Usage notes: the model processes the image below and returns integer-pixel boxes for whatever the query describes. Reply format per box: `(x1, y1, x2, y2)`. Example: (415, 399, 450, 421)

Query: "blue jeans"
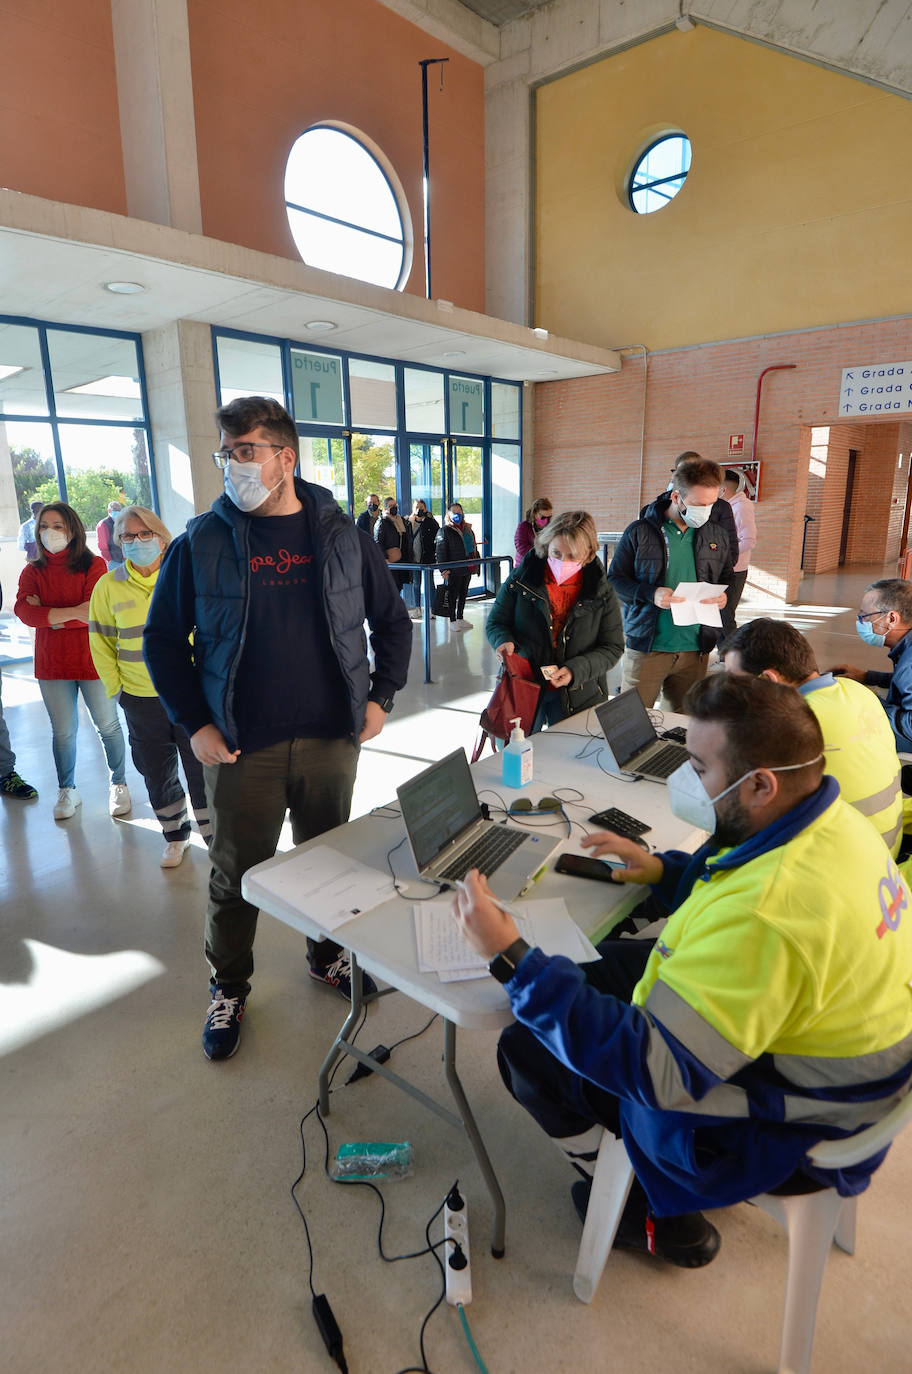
(0, 665, 15, 777)
(38, 678, 126, 788)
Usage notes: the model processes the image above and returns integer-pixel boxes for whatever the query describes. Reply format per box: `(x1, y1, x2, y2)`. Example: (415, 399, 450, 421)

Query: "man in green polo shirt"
(608, 457, 733, 711)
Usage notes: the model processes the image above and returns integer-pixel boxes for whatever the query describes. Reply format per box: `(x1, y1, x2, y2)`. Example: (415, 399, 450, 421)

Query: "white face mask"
(679, 501, 713, 529)
(667, 755, 824, 834)
(224, 457, 284, 513)
(40, 528, 69, 554)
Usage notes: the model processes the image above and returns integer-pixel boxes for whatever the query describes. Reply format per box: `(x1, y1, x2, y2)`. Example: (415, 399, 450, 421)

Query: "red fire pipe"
(752, 364, 796, 463)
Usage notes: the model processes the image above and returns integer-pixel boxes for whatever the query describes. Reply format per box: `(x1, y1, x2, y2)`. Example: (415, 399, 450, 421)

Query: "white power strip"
(443, 1197, 472, 1306)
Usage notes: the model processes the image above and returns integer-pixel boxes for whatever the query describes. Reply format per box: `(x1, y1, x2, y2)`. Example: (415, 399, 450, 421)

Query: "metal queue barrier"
(393, 554, 514, 684)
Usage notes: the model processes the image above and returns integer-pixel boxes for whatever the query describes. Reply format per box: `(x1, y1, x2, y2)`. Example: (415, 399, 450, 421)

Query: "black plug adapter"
(313, 1293, 348, 1373)
(446, 1182, 465, 1211)
(346, 1044, 391, 1085)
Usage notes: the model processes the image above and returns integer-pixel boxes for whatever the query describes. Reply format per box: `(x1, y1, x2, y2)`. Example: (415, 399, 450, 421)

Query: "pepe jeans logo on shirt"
(876, 859, 908, 940)
(249, 548, 313, 586)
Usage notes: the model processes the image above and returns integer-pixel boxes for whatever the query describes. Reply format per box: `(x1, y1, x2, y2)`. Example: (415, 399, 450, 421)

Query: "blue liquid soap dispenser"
(503, 717, 533, 788)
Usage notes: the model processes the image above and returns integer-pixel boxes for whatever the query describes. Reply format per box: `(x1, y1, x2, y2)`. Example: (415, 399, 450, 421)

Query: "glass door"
(453, 443, 485, 594)
(408, 441, 445, 526)
(298, 433, 349, 512)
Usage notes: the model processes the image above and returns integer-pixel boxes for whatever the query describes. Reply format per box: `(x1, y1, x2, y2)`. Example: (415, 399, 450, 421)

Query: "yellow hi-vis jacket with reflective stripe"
(88, 561, 159, 698)
(799, 673, 903, 856)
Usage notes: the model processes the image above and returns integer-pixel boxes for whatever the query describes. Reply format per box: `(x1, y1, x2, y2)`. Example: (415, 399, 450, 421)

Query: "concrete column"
(142, 321, 219, 534)
(111, 0, 203, 232)
(0, 426, 19, 538)
(485, 45, 532, 327)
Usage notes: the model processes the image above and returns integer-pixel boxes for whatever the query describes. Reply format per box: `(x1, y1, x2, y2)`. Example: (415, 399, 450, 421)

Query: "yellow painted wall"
(535, 26, 912, 350)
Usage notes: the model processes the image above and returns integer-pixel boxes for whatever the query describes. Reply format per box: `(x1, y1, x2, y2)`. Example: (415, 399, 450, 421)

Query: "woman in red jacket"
(15, 502, 129, 821)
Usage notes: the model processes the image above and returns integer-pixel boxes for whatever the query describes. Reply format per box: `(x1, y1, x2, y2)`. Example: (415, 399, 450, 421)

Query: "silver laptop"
(396, 749, 561, 900)
(595, 690, 690, 781)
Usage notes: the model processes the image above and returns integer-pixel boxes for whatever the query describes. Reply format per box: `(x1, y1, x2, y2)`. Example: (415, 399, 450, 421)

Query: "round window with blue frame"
(628, 134, 692, 214)
(284, 125, 410, 289)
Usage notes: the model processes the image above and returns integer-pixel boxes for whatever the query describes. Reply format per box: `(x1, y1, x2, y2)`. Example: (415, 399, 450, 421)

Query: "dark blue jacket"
(608, 495, 733, 653)
(143, 480, 411, 750)
(865, 630, 912, 751)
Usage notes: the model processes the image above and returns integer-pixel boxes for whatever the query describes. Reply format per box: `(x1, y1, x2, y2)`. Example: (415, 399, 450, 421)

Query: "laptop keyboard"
(439, 825, 528, 881)
(641, 744, 688, 778)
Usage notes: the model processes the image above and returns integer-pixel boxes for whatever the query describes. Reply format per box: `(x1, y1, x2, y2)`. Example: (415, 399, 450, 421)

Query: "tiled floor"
(2, 569, 910, 1373)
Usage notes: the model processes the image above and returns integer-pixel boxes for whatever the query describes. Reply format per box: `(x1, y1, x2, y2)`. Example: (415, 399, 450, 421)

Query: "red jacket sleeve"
(14, 563, 50, 628)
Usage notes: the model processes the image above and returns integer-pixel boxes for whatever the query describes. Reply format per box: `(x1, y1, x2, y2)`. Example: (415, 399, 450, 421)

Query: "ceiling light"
(304, 319, 337, 332)
(65, 375, 142, 399)
(441, 350, 466, 358)
(535, 370, 559, 377)
(103, 281, 146, 295)
(0, 364, 26, 382)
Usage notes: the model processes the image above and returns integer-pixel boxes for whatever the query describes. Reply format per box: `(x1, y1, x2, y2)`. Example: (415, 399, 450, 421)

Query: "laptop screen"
(397, 749, 481, 871)
(595, 691, 657, 768)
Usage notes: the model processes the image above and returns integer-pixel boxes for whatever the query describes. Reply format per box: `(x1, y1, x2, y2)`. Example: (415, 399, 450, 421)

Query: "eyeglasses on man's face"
(857, 608, 888, 625)
(211, 442, 284, 468)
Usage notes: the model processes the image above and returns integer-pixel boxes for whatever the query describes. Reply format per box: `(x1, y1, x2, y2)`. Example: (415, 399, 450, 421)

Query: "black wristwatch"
(368, 694, 395, 714)
(488, 937, 530, 985)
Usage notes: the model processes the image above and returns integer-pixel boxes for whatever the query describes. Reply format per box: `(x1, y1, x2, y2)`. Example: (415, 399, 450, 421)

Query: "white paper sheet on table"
(251, 844, 396, 931)
(669, 581, 726, 628)
(414, 898, 599, 982)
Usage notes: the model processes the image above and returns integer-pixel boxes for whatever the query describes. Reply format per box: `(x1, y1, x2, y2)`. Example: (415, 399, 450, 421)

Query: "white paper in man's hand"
(669, 582, 726, 628)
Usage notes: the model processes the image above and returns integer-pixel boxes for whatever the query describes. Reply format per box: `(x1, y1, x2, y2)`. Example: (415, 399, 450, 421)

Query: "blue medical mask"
(122, 537, 162, 566)
(856, 614, 887, 648)
(450, 511, 463, 524)
(225, 457, 284, 512)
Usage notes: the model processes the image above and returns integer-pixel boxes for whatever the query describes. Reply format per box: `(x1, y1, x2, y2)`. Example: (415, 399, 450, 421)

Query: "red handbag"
(472, 652, 542, 761)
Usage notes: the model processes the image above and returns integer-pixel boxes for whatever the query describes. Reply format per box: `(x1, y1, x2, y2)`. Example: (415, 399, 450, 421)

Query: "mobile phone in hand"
(555, 854, 624, 882)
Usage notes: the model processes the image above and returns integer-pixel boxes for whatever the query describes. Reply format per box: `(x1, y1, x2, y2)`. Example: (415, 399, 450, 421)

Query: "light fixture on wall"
(303, 319, 337, 332)
(103, 281, 147, 295)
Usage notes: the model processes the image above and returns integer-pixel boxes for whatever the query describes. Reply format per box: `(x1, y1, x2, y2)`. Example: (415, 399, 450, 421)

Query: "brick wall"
(533, 317, 912, 601)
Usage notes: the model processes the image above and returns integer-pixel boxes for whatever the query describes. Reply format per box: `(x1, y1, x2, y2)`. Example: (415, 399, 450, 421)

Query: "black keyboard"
(588, 806, 651, 838)
(439, 825, 527, 881)
(640, 744, 687, 778)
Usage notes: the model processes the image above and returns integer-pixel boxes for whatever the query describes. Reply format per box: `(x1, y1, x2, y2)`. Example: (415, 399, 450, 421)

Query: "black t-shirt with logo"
(232, 508, 350, 753)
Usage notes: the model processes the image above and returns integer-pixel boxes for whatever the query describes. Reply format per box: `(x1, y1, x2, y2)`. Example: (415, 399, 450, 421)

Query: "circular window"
(628, 134, 692, 214)
(284, 126, 410, 289)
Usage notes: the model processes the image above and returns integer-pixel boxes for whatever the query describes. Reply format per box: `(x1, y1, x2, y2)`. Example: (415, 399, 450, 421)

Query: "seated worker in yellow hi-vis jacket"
(452, 675, 912, 1269)
(722, 616, 903, 857)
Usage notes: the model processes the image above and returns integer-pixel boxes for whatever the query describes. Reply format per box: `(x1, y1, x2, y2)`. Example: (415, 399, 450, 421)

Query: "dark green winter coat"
(486, 552, 624, 719)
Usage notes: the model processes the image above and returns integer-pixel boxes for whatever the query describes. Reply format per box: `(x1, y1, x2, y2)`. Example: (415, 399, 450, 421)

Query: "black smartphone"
(554, 854, 624, 882)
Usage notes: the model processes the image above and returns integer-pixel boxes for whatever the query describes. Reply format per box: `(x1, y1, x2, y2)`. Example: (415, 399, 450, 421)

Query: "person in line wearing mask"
(487, 510, 624, 730)
(832, 578, 912, 755)
(719, 468, 757, 636)
(642, 451, 738, 568)
(88, 507, 211, 869)
(721, 616, 903, 856)
(144, 398, 411, 1061)
(356, 493, 381, 537)
(609, 457, 732, 711)
(96, 499, 126, 570)
(452, 674, 912, 1268)
(14, 502, 130, 821)
(405, 497, 440, 621)
(374, 495, 411, 602)
(435, 501, 479, 631)
(514, 497, 552, 563)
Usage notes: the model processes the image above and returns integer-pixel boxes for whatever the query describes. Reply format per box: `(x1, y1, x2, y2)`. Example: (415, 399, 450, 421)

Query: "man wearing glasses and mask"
(145, 397, 411, 1061)
(832, 578, 912, 753)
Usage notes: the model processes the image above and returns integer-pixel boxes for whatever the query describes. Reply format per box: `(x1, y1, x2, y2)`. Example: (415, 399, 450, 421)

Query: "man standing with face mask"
(609, 457, 732, 711)
(832, 578, 912, 755)
(144, 397, 412, 1060)
(452, 674, 912, 1266)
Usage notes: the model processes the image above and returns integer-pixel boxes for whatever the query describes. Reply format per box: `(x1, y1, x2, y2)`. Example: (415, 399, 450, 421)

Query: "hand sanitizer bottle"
(503, 717, 533, 788)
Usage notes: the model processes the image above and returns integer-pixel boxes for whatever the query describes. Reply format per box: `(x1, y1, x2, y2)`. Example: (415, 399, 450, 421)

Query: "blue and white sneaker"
(308, 953, 377, 1001)
(202, 986, 247, 1060)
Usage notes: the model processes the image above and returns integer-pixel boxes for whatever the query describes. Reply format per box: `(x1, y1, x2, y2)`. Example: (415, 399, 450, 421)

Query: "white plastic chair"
(573, 1087, 912, 1374)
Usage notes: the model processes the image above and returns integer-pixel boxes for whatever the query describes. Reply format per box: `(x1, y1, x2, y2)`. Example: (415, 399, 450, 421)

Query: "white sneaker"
(161, 838, 190, 869)
(449, 621, 466, 631)
(109, 783, 132, 817)
(409, 609, 423, 620)
(457, 619, 473, 630)
(53, 787, 81, 820)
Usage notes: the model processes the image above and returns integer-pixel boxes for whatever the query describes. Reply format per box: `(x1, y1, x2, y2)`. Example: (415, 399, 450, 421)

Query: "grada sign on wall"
(839, 363, 912, 416)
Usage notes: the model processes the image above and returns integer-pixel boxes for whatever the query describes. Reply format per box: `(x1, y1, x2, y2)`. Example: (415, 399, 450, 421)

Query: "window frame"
(627, 133, 692, 215)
